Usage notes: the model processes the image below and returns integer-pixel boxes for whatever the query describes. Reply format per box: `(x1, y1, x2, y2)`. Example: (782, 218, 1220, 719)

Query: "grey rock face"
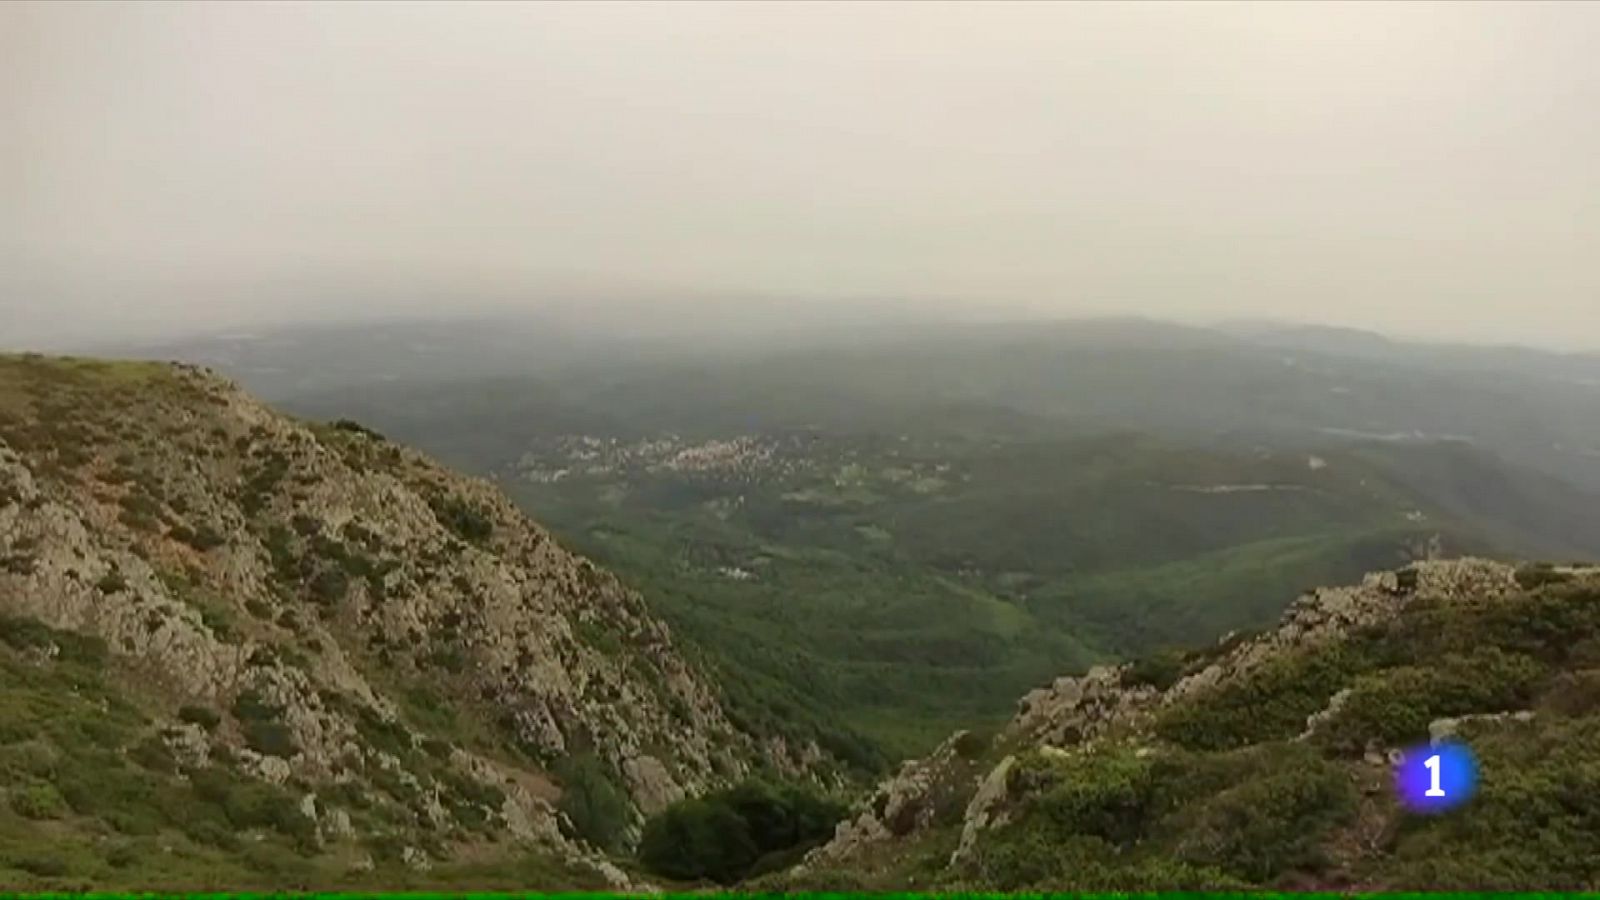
(0, 357, 812, 881)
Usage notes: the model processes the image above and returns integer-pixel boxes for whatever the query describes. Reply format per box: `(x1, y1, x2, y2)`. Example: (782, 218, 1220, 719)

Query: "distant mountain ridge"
(142, 316, 1595, 500)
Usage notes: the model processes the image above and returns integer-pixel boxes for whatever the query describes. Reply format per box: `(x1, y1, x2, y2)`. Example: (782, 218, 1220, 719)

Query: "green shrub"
(967, 827, 1246, 890)
(262, 525, 299, 584)
(0, 615, 107, 666)
(118, 491, 163, 528)
(1375, 713, 1600, 888)
(231, 689, 282, 723)
(638, 796, 757, 883)
(182, 523, 227, 551)
(1155, 644, 1363, 751)
(723, 780, 845, 854)
(555, 753, 632, 853)
(951, 729, 989, 760)
(96, 570, 129, 594)
(243, 720, 298, 758)
(964, 738, 1357, 889)
(240, 452, 290, 517)
(1541, 669, 1600, 717)
(1378, 586, 1600, 667)
(1515, 563, 1575, 590)
(229, 689, 298, 757)
(1317, 648, 1544, 753)
(352, 706, 412, 757)
(966, 829, 1111, 890)
(307, 567, 349, 604)
(128, 734, 178, 773)
(637, 779, 845, 884)
(188, 766, 316, 850)
(423, 644, 467, 673)
(1024, 748, 1155, 845)
(573, 618, 624, 657)
(178, 704, 222, 731)
(11, 852, 71, 877)
(1122, 647, 1190, 691)
(1394, 566, 1420, 592)
(428, 494, 494, 543)
(332, 418, 386, 441)
(197, 601, 237, 642)
(1173, 755, 1356, 883)
(11, 782, 66, 819)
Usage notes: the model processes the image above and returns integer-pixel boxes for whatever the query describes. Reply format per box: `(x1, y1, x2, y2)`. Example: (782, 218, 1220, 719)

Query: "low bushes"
(1154, 644, 1363, 751)
(1316, 647, 1544, 753)
(555, 753, 633, 854)
(428, 494, 494, 544)
(638, 779, 846, 884)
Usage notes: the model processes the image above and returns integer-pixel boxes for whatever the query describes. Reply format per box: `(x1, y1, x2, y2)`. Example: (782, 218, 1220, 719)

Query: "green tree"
(638, 797, 757, 884)
(637, 779, 846, 884)
(555, 753, 632, 853)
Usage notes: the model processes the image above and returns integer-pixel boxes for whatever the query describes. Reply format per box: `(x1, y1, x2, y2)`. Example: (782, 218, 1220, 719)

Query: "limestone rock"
(951, 755, 1014, 866)
(0, 355, 820, 881)
(623, 754, 685, 816)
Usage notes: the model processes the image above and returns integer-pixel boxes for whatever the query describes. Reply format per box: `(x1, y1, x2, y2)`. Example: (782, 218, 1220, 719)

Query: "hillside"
(778, 559, 1600, 890)
(0, 354, 818, 889)
(63, 318, 1600, 881)
(256, 320, 1600, 759)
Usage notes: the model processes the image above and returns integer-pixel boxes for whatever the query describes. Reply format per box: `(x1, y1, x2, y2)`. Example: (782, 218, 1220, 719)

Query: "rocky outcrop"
(805, 557, 1534, 870)
(951, 754, 1014, 865)
(0, 354, 807, 884)
(799, 730, 984, 871)
(1012, 664, 1160, 748)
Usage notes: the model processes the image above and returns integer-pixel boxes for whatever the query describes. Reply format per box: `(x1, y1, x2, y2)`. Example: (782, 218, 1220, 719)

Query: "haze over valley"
(8, 0, 1600, 890)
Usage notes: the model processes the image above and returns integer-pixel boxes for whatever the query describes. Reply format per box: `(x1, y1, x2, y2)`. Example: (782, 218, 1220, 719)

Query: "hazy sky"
(5, 1, 1599, 348)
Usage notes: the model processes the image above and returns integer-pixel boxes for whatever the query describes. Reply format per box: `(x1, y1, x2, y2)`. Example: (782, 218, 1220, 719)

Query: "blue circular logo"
(1394, 740, 1478, 813)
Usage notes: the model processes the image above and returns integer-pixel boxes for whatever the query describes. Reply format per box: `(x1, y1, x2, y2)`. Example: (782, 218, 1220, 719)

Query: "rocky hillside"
(0, 354, 814, 889)
(782, 559, 1600, 891)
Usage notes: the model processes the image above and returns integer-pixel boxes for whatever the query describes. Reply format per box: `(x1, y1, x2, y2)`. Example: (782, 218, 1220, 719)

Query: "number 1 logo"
(1424, 753, 1446, 797)
(1397, 742, 1476, 812)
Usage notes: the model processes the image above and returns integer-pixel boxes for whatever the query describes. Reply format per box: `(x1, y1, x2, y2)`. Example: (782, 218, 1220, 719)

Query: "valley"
(498, 428, 1444, 758)
(12, 0, 1600, 887)
(250, 319, 1600, 763)
(4, 341, 1600, 889)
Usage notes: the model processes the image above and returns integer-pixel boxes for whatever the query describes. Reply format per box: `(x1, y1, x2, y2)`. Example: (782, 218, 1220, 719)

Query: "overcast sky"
(4, 1, 1599, 349)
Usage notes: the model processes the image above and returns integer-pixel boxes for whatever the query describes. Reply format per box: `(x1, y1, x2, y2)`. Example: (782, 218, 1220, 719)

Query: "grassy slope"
(0, 616, 602, 891)
(1045, 527, 1438, 654)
